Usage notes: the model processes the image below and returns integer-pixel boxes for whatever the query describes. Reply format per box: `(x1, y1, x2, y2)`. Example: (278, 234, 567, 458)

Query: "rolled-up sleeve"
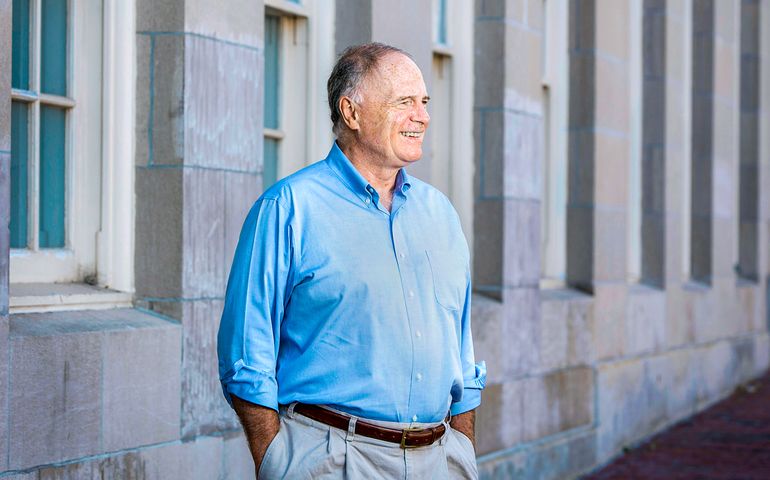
(217, 197, 295, 411)
(450, 275, 487, 416)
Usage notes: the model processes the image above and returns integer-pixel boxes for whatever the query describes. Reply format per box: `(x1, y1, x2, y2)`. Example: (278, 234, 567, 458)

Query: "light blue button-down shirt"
(218, 142, 486, 423)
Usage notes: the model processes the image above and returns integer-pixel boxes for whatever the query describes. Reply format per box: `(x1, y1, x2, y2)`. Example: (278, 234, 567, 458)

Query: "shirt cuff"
(450, 361, 487, 415)
(220, 360, 279, 411)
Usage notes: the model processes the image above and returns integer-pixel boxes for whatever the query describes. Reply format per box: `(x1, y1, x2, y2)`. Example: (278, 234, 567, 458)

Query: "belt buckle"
(400, 426, 423, 449)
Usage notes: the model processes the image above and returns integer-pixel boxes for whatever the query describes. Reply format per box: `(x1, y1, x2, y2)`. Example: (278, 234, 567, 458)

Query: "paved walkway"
(584, 370, 770, 479)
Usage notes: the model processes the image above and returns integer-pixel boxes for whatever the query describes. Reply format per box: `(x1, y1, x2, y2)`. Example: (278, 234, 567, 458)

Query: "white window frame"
(429, 0, 474, 256)
(264, 0, 335, 182)
(11, 0, 135, 299)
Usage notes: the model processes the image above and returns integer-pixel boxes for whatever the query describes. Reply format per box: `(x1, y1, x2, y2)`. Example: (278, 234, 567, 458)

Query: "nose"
(412, 102, 430, 126)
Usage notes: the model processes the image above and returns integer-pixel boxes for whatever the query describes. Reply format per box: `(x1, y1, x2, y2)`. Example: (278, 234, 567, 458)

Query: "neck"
(337, 140, 400, 195)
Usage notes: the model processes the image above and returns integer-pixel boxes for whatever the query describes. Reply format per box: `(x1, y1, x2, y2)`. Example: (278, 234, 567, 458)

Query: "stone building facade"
(0, 0, 768, 479)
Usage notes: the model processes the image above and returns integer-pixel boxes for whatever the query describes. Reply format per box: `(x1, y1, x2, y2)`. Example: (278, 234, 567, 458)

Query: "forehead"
(364, 53, 426, 98)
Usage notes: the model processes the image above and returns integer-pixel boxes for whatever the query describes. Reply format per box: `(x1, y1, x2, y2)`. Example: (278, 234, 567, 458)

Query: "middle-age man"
(218, 42, 486, 479)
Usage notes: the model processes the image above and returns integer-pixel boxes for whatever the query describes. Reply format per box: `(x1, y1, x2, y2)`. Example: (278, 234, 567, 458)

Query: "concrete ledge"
(8, 309, 181, 470)
(0, 432, 254, 480)
(478, 428, 597, 480)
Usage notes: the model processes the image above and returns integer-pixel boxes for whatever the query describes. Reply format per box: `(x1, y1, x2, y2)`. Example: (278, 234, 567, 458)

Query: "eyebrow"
(394, 95, 431, 102)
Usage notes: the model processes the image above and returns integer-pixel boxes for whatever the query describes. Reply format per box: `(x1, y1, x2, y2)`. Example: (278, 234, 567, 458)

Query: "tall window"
(263, 13, 281, 188)
(11, 0, 103, 284)
(429, 0, 474, 248)
(12, 0, 70, 250)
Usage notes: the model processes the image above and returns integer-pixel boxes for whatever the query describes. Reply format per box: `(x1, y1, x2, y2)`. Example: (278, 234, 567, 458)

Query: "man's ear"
(339, 96, 360, 131)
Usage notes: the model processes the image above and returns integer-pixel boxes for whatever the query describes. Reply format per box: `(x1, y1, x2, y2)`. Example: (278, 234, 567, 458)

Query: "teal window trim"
(10, 102, 29, 249)
(12, 0, 31, 90)
(263, 13, 282, 190)
(11, 0, 71, 251)
(436, 0, 448, 46)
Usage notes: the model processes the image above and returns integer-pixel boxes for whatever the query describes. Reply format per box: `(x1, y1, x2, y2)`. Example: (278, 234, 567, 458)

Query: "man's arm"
(231, 395, 281, 470)
(450, 409, 476, 448)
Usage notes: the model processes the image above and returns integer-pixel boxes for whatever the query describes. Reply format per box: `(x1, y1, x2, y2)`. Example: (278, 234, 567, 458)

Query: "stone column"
(134, 0, 263, 438)
(473, 0, 543, 369)
(568, 0, 631, 359)
(0, 0, 10, 470)
(712, 0, 739, 284)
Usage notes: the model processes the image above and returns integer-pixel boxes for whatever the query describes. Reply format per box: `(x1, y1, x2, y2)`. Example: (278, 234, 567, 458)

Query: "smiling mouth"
(400, 131, 423, 138)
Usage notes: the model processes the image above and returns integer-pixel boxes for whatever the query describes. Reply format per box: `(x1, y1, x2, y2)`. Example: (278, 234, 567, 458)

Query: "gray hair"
(327, 43, 411, 135)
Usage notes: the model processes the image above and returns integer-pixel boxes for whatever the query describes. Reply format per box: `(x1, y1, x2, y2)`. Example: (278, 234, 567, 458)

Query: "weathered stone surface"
(503, 287, 541, 376)
(539, 289, 593, 371)
(594, 132, 629, 207)
(136, 0, 183, 33)
(135, 167, 184, 299)
(0, 314, 7, 472)
(471, 294, 505, 384)
(148, 35, 186, 167)
(9, 317, 103, 468)
(182, 168, 227, 298)
(184, 0, 262, 48)
(520, 367, 594, 443)
(595, 0, 629, 60)
(103, 315, 181, 451)
(184, 35, 262, 172)
(180, 299, 239, 438)
(0, 0, 10, 152)
(504, 26, 543, 99)
(504, 113, 542, 200)
(473, 20, 505, 108)
(478, 429, 597, 480)
(473, 198, 504, 296)
(503, 200, 540, 288)
(592, 283, 628, 360)
(223, 171, 260, 266)
(625, 285, 666, 356)
(222, 431, 257, 479)
(7, 310, 183, 469)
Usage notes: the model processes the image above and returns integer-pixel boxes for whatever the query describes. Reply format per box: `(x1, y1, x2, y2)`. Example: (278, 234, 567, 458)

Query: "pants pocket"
(446, 427, 478, 479)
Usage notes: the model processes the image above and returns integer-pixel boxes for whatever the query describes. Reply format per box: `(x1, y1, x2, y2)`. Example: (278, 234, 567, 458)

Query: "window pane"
(10, 101, 29, 248)
(39, 105, 66, 248)
(41, 0, 67, 96)
(12, 0, 30, 90)
(436, 0, 447, 45)
(263, 137, 278, 189)
(264, 14, 281, 130)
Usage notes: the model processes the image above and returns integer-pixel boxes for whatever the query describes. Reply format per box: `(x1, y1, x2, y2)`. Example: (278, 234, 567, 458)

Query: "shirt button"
(415, 330, 422, 338)
(412, 415, 418, 422)
(399, 252, 405, 259)
(416, 373, 423, 382)
(408, 290, 415, 298)
(365, 197, 370, 204)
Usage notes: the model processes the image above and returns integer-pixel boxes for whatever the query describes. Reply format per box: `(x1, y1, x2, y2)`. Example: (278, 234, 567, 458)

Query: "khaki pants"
(258, 405, 478, 479)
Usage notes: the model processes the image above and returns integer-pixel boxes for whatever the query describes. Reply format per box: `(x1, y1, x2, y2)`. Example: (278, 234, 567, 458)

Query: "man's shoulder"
(407, 176, 457, 215)
(259, 159, 331, 206)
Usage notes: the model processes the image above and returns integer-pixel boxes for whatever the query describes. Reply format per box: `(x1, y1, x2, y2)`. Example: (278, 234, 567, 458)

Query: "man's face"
(354, 53, 430, 168)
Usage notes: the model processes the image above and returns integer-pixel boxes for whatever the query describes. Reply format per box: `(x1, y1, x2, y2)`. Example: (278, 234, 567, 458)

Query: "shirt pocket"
(425, 249, 467, 312)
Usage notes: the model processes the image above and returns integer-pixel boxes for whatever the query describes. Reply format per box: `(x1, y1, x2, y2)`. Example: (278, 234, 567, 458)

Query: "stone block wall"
(473, 1, 770, 479)
(1, 0, 769, 478)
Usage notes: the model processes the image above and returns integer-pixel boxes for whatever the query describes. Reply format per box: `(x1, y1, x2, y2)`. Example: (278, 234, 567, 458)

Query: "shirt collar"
(325, 142, 412, 205)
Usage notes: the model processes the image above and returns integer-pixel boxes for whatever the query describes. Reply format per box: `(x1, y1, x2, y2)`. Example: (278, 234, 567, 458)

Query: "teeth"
(401, 132, 422, 137)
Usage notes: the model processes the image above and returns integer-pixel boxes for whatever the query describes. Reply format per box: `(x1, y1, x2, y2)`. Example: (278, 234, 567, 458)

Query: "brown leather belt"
(292, 403, 446, 449)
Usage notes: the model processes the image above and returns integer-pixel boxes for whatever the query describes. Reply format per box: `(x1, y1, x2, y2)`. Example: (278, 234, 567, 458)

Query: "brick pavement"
(584, 370, 770, 479)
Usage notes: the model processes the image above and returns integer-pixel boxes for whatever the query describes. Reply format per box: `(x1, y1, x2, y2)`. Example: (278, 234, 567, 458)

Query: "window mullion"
(29, 0, 42, 251)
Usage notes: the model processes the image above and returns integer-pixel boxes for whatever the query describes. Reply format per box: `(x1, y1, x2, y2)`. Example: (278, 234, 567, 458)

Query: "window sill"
(10, 283, 133, 314)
